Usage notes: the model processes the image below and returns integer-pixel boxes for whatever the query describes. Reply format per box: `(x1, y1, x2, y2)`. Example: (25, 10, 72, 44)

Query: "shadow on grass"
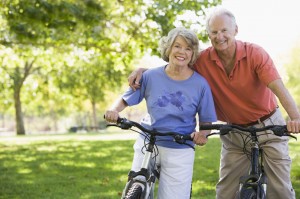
(0, 135, 299, 199)
(0, 139, 134, 199)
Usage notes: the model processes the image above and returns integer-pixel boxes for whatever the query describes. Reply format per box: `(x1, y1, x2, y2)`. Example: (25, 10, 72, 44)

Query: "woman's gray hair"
(206, 7, 237, 33)
(159, 27, 199, 68)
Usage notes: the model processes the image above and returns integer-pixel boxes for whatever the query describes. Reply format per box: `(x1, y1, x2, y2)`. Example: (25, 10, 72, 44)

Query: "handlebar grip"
(104, 115, 123, 123)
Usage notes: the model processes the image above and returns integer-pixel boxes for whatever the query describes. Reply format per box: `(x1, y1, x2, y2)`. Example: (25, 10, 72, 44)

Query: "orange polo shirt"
(194, 40, 280, 124)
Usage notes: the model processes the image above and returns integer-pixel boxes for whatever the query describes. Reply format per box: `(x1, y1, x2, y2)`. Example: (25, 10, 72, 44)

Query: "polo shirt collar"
(209, 40, 246, 62)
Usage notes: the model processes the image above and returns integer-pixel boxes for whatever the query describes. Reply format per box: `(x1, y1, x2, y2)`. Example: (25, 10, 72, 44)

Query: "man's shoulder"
(199, 46, 213, 55)
(197, 47, 212, 63)
(238, 40, 263, 51)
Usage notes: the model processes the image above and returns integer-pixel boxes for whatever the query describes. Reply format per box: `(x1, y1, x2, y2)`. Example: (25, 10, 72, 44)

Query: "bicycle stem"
(141, 135, 155, 169)
(249, 131, 259, 175)
(250, 142, 259, 175)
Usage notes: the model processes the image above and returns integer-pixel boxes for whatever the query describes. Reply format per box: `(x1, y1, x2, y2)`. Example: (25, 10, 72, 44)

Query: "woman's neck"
(165, 64, 193, 80)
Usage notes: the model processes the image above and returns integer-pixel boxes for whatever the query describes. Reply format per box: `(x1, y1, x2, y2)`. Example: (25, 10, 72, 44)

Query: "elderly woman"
(105, 27, 217, 198)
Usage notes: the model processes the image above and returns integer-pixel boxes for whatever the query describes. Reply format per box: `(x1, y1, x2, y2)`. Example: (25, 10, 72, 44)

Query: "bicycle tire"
(239, 186, 266, 199)
(124, 183, 144, 199)
(239, 187, 257, 199)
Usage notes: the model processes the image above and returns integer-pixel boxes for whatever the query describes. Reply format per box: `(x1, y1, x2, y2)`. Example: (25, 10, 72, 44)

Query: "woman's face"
(168, 36, 193, 67)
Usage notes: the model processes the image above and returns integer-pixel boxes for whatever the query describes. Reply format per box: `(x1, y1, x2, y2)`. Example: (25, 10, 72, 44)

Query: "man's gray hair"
(206, 7, 237, 33)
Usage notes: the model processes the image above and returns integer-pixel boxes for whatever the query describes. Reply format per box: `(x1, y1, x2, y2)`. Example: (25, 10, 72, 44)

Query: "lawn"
(0, 132, 299, 199)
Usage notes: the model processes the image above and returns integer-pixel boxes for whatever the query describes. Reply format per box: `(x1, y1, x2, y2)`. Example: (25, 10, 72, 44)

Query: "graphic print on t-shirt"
(154, 90, 185, 111)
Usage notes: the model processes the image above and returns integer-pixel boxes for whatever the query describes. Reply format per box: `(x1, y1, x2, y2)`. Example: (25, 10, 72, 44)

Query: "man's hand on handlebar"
(287, 118, 300, 133)
(128, 68, 147, 91)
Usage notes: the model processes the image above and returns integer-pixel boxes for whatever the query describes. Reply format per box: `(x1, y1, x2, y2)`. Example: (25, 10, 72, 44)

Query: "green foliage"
(3, 0, 106, 44)
(0, 0, 222, 132)
(2, 0, 220, 50)
(0, 134, 299, 198)
(285, 44, 300, 105)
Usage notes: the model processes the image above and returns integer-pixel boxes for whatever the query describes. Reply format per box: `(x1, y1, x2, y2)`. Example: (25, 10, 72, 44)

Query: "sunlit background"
(223, 0, 300, 57)
(143, 0, 300, 78)
(223, 0, 300, 76)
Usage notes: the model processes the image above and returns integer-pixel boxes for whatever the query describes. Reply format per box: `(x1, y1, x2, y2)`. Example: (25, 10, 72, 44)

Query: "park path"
(0, 131, 138, 145)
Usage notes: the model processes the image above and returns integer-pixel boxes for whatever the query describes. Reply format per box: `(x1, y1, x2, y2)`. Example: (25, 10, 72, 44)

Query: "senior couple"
(104, 7, 300, 199)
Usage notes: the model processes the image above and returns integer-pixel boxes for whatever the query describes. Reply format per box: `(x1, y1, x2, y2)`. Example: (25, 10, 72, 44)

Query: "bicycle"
(200, 124, 297, 199)
(106, 117, 194, 199)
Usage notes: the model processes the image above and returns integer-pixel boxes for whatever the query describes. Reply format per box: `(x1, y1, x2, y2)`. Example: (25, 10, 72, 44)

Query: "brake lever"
(106, 123, 118, 127)
(173, 135, 195, 150)
(206, 132, 220, 138)
(276, 132, 297, 140)
(289, 134, 297, 140)
(272, 126, 297, 140)
(118, 118, 133, 130)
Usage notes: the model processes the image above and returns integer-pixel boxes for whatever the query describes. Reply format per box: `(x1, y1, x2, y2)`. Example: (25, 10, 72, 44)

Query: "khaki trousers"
(216, 109, 296, 199)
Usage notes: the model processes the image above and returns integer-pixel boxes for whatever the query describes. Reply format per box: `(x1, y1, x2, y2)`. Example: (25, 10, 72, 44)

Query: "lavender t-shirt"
(123, 66, 217, 148)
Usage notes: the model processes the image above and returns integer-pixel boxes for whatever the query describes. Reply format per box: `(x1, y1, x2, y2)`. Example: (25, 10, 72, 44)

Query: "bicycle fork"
(259, 149, 267, 195)
(123, 136, 158, 199)
(238, 141, 267, 198)
(250, 143, 267, 195)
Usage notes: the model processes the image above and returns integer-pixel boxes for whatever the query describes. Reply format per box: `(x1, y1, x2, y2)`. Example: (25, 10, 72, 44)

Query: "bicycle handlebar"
(201, 124, 297, 140)
(106, 117, 193, 144)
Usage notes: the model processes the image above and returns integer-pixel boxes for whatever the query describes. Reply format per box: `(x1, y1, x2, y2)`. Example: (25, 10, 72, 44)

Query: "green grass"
(0, 133, 299, 199)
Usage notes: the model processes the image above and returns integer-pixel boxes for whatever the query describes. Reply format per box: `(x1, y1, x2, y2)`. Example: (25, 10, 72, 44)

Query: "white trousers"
(131, 136, 195, 199)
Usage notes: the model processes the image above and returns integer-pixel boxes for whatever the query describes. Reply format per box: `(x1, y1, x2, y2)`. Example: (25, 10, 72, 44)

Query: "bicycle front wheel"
(239, 187, 257, 199)
(239, 186, 266, 199)
(125, 183, 144, 199)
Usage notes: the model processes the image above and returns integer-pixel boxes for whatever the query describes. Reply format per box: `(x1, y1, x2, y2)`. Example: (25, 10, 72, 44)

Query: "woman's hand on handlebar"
(104, 110, 120, 123)
(191, 130, 210, 146)
(128, 67, 147, 91)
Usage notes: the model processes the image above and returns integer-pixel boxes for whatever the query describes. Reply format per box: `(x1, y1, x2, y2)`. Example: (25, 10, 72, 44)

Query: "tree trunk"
(14, 88, 25, 135)
(92, 101, 97, 128)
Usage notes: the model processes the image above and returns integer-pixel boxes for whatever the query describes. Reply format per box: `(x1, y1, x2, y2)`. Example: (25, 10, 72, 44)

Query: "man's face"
(207, 14, 238, 52)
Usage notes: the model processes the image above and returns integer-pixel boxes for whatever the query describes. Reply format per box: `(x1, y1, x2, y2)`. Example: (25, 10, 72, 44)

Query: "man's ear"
(234, 25, 238, 36)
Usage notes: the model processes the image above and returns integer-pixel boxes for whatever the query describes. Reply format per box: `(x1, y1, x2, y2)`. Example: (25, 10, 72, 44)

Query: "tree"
(285, 43, 300, 106)
(1, 48, 31, 134)
(0, 0, 221, 134)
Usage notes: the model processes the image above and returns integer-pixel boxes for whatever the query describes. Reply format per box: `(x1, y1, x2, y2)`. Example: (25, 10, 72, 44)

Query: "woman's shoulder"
(192, 71, 210, 85)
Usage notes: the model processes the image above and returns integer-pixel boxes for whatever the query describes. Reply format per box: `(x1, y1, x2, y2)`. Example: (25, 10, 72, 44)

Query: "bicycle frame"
(238, 130, 267, 199)
(122, 134, 157, 199)
(202, 124, 296, 199)
(106, 117, 194, 199)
